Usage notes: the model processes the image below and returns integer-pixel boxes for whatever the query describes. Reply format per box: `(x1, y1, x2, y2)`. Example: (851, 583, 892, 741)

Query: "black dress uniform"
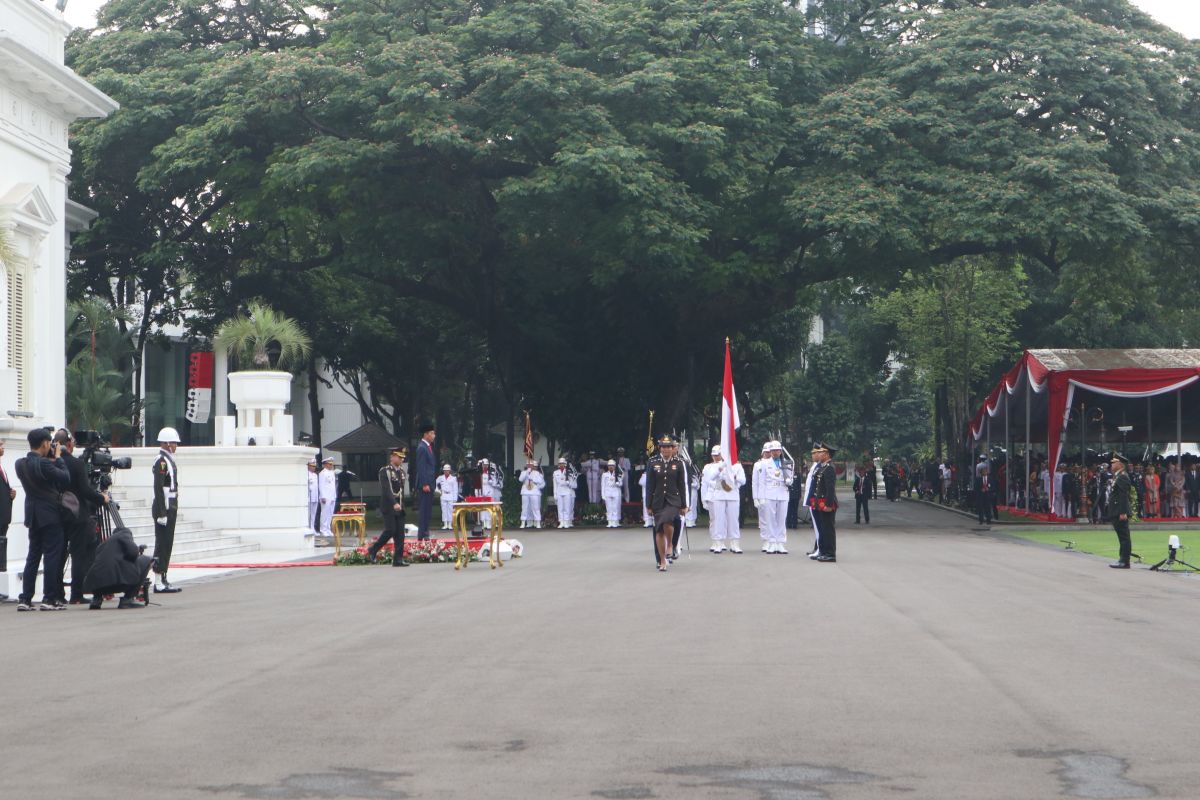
(152, 447, 181, 592)
(646, 445, 687, 564)
(807, 444, 839, 561)
(1108, 457, 1133, 568)
(368, 453, 409, 566)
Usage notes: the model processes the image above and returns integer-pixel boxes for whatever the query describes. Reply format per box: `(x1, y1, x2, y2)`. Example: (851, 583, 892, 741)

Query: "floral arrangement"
(335, 539, 482, 565)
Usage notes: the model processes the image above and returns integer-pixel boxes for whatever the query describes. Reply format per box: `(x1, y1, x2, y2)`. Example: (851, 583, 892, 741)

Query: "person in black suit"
(1185, 460, 1200, 519)
(83, 527, 154, 609)
(852, 465, 870, 524)
(0, 437, 14, 578)
(807, 443, 839, 562)
(54, 430, 110, 603)
(1107, 454, 1133, 569)
(14, 428, 71, 610)
(415, 422, 437, 540)
(973, 466, 994, 525)
(367, 448, 409, 566)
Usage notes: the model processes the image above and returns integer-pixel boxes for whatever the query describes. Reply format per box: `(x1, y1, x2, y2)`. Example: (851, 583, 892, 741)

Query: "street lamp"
(1117, 425, 1133, 456)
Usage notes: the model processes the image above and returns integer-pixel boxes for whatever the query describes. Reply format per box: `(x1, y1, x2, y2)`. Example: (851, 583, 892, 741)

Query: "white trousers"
(708, 500, 740, 541)
(556, 492, 575, 526)
(603, 492, 621, 524)
(760, 499, 787, 543)
(441, 498, 455, 528)
(308, 501, 318, 531)
(319, 500, 335, 535)
(685, 487, 699, 525)
(587, 474, 601, 503)
(522, 495, 542, 523)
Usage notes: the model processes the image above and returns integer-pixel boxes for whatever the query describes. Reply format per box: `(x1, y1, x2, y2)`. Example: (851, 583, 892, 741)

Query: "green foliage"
(65, 299, 139, 440)
(212, 302, 312, 372)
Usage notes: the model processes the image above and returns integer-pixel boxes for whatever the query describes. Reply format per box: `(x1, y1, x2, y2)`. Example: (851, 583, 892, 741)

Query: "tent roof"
(1028, 349, 1200, 371)
(324, 422, 403, 453)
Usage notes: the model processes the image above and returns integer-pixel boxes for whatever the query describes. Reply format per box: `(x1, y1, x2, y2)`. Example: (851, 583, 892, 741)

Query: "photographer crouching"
(53, 430, 111, 604)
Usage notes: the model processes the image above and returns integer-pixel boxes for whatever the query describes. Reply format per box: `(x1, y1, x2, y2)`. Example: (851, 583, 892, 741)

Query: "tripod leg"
(1149, 559, 1168, 571)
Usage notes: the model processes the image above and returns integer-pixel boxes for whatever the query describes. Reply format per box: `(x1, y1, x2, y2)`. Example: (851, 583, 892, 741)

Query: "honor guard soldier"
(616, 448, 632, 502)
(601, 460, 623, 528)
(519, 459, 546, 529)
(368, 448, 409, 566)
(807, 443, 839, 562)
(582, 451, 602, 504)
(702, 445, 747, 553)
(306, 458, 319, 532)
(753, 441, 793, 553)
(436, 464, 459, 530)
(1108, 453, 1132, 569)
(318, 456, 337, 539)
(553, 458, 576, 528)
(151, 427, 183, 593)
(646, 435, 688, 571)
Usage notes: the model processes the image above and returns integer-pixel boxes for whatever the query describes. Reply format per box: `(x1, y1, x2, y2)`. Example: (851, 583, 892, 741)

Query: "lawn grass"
(1003, 527, 1200, 564)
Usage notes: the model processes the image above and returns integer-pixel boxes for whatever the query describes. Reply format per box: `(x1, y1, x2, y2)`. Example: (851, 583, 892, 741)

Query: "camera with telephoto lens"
(75, 430, 132, 491)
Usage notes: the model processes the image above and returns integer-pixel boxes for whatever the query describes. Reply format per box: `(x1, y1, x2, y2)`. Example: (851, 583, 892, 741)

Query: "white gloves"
(155, 517, 167, 525)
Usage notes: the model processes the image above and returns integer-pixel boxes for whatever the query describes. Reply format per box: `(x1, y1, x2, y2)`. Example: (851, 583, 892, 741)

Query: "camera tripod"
(1149, 545, 1200, 573)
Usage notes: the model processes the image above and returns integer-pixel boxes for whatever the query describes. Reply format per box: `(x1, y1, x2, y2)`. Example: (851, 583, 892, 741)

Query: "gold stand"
(331, 502, 367, 558)
(450, 501, 505, 570)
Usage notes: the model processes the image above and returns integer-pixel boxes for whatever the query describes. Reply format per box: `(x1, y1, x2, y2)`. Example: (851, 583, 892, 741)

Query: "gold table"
(332, 502, 367, 557)
(450, 501, 505, 570)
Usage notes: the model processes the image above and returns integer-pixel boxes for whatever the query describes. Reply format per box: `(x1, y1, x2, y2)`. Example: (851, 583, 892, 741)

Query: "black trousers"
(67, 516, 99, 600)
(976, 493, 993, 524)
(1188, 493, 1199, 518)
(1113, 517, 1131, 564)
(0, 525, 7, 573)
(22, 521, 65, 604)
(154, 507, 177, 574)
(855, 495, 869, 523)
(369, 510, 406, 563)
(417, 491, 432, 539)
(814, 510, 837, 557)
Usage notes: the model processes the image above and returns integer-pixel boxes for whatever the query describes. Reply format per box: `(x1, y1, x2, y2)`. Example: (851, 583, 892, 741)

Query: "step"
(170, 544, 262, 562)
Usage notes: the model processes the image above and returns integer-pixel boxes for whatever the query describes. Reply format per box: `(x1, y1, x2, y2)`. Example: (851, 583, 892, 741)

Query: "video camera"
(75, 430, 132, 491)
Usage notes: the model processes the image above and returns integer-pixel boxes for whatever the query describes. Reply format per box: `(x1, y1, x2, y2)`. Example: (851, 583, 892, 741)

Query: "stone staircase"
(108, 490, 262, 564)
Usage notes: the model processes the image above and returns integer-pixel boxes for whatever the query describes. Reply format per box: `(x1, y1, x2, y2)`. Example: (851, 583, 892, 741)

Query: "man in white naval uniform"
(518, 459, 546, 528)
(479, 458, 502, 531)
(616, 448, 632, 502)
(553, 458, 575, 528)
(601, 460, 624, 527)
(582, 452, 602, 504)
(753, 441, 792, 553)
(702, 445, 746, 553)
(751, 442, 770, 548)
(306, 458, 319, 532)
(318, 456, 338, 538)
(435, 464, 459, 530)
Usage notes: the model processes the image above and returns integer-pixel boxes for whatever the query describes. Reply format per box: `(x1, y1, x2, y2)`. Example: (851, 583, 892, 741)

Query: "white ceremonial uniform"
(617, 456, 632, 501)
(1052, 468, 1065, 517)
(702, 459, 747, 549)
(318, 467, 337, 535)
(436, 472, 459, 530)
(582, 457, 602, 504)
(752, 457, 791, 551)
(639, 472, 651, 526)
(601, 470, 623, 527)
(481, 467, 501, 530)
(519, 467, 546, 528)
(553, 467, 575, 528)
(685, 468, 700, 526)
(307, 470, 319, 531)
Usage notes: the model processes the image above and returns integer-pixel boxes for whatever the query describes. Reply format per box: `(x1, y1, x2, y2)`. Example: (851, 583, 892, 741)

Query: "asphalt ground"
(2, 499, 1198, 800)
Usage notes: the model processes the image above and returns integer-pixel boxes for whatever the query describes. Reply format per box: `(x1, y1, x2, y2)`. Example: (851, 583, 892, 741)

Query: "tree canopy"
(64, 0, 1200, 461)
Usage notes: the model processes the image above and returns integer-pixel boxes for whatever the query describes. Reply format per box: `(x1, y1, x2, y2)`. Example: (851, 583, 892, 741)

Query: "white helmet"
(711, 445, 722, 456)
(157, 427, 181, 444)
(442, 463, 452, 471)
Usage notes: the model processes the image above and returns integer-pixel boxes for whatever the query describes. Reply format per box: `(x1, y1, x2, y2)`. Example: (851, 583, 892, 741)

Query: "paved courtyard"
(3, 500, 1199, 799)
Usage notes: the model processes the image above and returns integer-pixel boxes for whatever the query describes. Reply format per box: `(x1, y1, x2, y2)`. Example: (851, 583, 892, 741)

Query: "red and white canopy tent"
(968, 349, 1200, 511)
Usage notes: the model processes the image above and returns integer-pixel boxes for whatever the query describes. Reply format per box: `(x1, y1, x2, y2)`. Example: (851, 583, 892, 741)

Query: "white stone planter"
(227, 370, 294, 445)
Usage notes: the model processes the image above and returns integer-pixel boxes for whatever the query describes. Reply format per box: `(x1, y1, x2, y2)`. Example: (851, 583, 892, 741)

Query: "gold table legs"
(451, 502, 505, 570)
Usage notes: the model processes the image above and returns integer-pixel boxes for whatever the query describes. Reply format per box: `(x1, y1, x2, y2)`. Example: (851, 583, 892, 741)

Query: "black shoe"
(392, 560, 409, 567)
(815, 555, 837, 562)
(89, 598, 103, 610)
(1109, 562, 1130, 569)
(155, 583, 182, 594)
(366, 549, 377, 562)
(118, 597, 146, 609)
(69, 596, 86, 605)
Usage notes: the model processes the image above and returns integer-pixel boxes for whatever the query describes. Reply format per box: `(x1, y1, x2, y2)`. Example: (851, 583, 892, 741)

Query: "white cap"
(768, 440, 782, 450)
(479, 458, 489, 465)
(322, 456, 335, 464)
(156, 427, 181, 444)
(607, 459, 616, 466)
(442, 463, 452, 471)
(307, 458, 317, 466)
(557, 458, 567, 465)
(711, 445, 722, 456)
(761, 442, 771, 452)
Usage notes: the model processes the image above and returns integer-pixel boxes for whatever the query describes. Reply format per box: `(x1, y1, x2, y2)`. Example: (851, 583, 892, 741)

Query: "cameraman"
(14, 428, 70, 611)
(54, 430, 110, 604)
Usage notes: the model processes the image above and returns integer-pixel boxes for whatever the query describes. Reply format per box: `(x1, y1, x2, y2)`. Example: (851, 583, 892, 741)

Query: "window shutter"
(6, 265, 25, 408)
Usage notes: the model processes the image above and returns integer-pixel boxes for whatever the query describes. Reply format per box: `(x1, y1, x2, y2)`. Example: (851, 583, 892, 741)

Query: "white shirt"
(307, 470, 319, 502)
(553, 468, 574, 495)
(519, 468, 546, 496)
(753, 457, 790, 501)
(702, 459, 746, 502)
(602, 471, 623, 496)
(318, 468, 337, 502)
(436, 473, 459, 501)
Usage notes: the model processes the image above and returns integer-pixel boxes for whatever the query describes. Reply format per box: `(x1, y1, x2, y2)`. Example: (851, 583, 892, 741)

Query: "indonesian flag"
(720, 338, 739, 464)
(523, 410, 535, 460)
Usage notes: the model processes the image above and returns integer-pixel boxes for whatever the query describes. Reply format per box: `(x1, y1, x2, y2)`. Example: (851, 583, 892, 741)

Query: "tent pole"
(1005, 393, 1010, 507)
(1147, 397, 1153, 461)
(1025, 379, 1031, 513)
(1178, 388, 1183, 466)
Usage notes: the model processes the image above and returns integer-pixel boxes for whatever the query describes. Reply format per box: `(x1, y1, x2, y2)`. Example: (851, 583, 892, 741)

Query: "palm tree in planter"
(213, 302, 312, 445)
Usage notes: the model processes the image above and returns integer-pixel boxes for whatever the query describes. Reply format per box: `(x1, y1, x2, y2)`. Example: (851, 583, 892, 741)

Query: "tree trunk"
(307, 360, 323, 450)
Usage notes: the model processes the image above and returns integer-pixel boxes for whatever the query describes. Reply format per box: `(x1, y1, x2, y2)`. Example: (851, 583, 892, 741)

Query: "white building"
(0, 0, 118, 532)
